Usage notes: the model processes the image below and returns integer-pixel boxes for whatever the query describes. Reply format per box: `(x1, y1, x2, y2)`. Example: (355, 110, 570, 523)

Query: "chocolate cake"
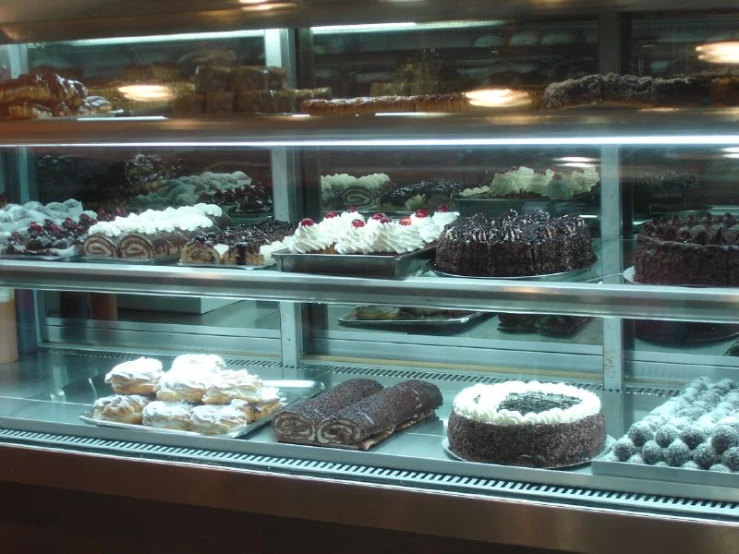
(435, 209, 595, 277)
(633, 213, 739, 286)
(633, 171, 704, 214)
(273, 378, 383, 443)
(447, 381, 606, 467)
(541, 73, 705, 110)
(316, 380, 443, 449)
(180, 220, 296, 266)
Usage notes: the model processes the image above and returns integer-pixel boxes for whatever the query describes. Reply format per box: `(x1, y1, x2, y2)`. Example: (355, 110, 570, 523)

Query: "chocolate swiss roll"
(83, 234, 119, 257)
(273, 378, 383, 442)
(316, 380, 443, 449)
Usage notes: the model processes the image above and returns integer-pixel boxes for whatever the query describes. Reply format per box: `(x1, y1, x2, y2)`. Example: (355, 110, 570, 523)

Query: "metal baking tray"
(339, 309, 485, 327)
(177, 262, 275, 271)
(592, 458, 739, 487)
(77, 255, 180, 265)
(431, 256, 597, 282)
(273, 245, 436, 277)
(80, 379, 324, 439)
(0, 253, 82, 262)
(443, 436, 615, 470)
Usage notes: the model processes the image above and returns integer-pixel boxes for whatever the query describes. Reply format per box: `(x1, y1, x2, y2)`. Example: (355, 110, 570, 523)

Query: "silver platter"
(442, 436, 615, 470)
(0, 253, 82, 262)
(80, 379, 324, 439)
(592, 457, 739, 486)
(273, 245, 435, 277)
(431, 257, 598, 281)
(339, 310, 485, 327)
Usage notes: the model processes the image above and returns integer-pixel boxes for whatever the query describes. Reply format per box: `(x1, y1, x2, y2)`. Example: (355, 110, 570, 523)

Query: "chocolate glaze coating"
(447, 409, 606, 467)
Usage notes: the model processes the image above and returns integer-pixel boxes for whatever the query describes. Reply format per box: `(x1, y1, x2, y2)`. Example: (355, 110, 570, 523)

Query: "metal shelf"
(2, 0, 739, 43)
(1, 260, 739, 323)
(4, 109, 739, 147)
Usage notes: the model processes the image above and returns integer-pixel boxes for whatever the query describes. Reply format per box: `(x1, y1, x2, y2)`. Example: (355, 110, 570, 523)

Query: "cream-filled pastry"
(104, 357, 163, 395)
(92, 394, 150, 424)
(142, 401, 193, 431)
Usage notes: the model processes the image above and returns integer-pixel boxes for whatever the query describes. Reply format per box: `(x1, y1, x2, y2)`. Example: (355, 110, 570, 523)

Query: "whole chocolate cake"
(434, 209, 595, 277)
(633, 213, 739, 286)
(447, 381, 606, 467)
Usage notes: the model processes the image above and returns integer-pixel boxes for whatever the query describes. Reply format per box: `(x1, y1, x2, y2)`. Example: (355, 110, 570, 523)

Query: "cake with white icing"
(447, 381, 606, 467)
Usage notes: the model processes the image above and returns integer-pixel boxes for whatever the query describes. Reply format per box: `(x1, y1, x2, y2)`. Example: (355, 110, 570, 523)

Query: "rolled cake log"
(273, 378, 383, 442)
(316, 380, 443, 449)
(83, 234, 119, 257)
(118, 233, 171, 259)
(181, 240, 229, 264)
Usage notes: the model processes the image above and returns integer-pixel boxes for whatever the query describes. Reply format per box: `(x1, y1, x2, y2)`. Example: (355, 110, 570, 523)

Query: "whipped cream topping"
(545, 174, 575, 200)
(88, 205, 219, 237)
(190, 402, 248, 428)
(367, 221, 424, 254)
(321, 173, 390, 192)
(290, 222, 334, 253)
(143, 401, 192, 421)
(453, 381, 601, 426)
(335, 224, 373, 254)
(105, 357, 163, 381)
(458, 186, 489, 197)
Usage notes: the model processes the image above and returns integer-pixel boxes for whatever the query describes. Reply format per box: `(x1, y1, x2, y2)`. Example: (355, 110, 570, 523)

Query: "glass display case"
(1, 2, 739, 551)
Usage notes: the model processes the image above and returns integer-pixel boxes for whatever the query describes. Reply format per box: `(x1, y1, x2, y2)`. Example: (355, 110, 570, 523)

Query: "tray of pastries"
(273, 378, 442, 450)
(82, 354, 323, 437)
(272, 208, 457, 277)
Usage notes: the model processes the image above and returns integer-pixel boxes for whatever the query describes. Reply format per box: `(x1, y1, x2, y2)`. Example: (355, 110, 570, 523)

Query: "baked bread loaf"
(92, 394, 150, 424)
(104, 357, 163, 395)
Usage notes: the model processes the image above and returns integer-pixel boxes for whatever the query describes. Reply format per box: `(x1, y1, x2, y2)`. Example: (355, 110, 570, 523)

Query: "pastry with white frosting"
(447, 381, 606, 467)
(104, 357, 163, 395)
(142, 401, 193, 430)
(202, 369, 265, 404)
(189, 400, 254, 434)
(92, 394, 151, 424)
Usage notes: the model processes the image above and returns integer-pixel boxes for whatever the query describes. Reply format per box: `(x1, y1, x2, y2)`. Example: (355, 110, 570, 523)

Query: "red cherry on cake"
(351, 220, 365, 228)
(379, 217, 391, 224)
(300, 218, 315, 227)
(414, 209, 429, 218)
(399, 217, 412, 226)
(346, 207, 357, 213)
(325, 212, 338, 219)
(371, 212, 386, 220)
(437, 205, 449, 213)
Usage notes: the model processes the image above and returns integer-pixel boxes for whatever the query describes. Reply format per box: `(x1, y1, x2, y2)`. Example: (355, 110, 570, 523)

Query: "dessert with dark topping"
(633, 171, 704, 214)
(633, 213, 739, 286)
(434, 209, 595, 277)
(376, 179, 485, 212)
(447, 381, 606, 467)
(541, 73, 705, 110)
(3, 212, 103, 257)
(180, 220, 296, 266)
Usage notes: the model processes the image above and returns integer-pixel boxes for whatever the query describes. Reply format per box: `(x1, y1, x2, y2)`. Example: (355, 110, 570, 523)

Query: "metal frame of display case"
(2, 5, 739, 551)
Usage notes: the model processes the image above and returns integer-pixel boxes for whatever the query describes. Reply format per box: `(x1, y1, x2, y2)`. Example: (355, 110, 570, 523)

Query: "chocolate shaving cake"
(633, 213, 739, 286)
(316, 380, 443, 449)
(434, 209, 595, 277)
(447, 381, 606, 467)
(273, 378, 383, 443)
(541, 73, 705, 110)
(633, 171, 704, 214)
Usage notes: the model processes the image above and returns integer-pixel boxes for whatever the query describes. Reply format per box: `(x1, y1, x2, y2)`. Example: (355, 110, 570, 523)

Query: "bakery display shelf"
(636, 322, 739, 346)
(79, 378, 324, 439)
(0, 253, 82, 262)
(177, 262, 276, 271)
(273, 245, 435, 277)
(592, 458, 739, 487)
(442, 436, 616, 469)
(623, 266, 726, 288)
(77, 254, 180, 266)
(6, 108, 739, 147)
(498, 316, 592, 338)
(338, 309, 485, 327)
(431, 256, 598, 282)
(453, 190, 598, 218)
